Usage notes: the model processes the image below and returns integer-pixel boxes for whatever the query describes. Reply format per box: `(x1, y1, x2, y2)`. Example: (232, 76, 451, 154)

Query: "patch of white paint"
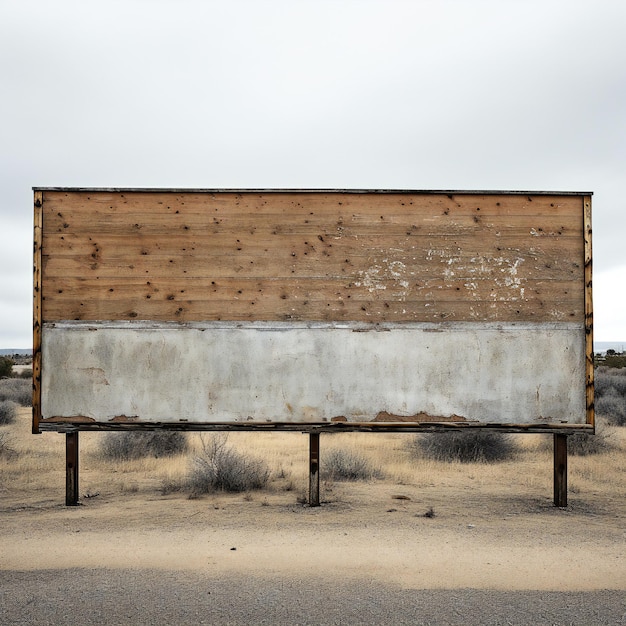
(356, 258, 410, 297)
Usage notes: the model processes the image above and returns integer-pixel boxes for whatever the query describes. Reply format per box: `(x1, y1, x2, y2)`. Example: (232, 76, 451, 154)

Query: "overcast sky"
(1, 0, 625, 347)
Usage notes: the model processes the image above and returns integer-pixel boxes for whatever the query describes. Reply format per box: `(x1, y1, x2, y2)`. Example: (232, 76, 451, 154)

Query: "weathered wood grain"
(32, 191, 43, 434)
(40, 190, 585, 323)
(584, 196, 594, 428)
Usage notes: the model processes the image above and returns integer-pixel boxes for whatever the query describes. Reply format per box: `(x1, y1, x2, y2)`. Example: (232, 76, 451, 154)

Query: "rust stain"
(372, 411, 467, 423)
(331, 415, 348, 422)
(40, 415, 96, 423)
(109, 415, 139, 422)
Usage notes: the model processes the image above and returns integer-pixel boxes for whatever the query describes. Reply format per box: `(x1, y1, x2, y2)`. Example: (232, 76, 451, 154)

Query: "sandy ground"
(1, 409, 625, 624)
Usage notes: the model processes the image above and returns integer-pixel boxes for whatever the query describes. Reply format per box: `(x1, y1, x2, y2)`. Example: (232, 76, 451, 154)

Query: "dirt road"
(1, 482, 625, 625)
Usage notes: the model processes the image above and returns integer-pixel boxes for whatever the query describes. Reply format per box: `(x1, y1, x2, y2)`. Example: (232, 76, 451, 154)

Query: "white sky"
(1, 0, 625, 347)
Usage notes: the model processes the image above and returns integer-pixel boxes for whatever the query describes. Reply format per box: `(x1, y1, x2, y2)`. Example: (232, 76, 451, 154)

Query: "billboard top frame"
(33, 187, 593, 196)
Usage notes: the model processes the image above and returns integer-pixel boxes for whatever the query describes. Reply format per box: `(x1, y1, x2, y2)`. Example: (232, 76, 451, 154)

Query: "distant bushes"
(187, 434, 270, 495)
(595, 367, 626, 426)
(322, 447, 382, 481)
(99, 431, 189, 461)
(0, 378, 31, 407)
(413, 430, 517, 463)
(598, 354, 626, 368)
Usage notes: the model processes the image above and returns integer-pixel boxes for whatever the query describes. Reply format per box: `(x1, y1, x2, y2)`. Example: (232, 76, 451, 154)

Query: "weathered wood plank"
(41, 239, 583, 280)
(43, 275, 581, 299)
(65, 432, 79, 506)
(309, 432, 320, 507)
(38, 420, 595, 434)
(43, 250, 582, 284)
(554, 433, 568, 507)
(42, 299, 583, 323)
(44, 209, 583, 237)
(42, 190, 584, 218)
(42, 276, 583, 322)
(584, 196, 594, 428)
(33, 191, 43, 434)
(42, 230, 583, 256)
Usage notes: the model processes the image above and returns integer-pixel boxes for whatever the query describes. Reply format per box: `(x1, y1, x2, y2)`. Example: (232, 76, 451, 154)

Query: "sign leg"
(309, 432, 320, 507)
(553, 433, 568, 507)
(66, 432, 79, 506)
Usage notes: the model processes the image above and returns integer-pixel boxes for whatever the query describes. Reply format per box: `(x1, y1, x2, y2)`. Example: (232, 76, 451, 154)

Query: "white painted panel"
(41, 321, 585, 424)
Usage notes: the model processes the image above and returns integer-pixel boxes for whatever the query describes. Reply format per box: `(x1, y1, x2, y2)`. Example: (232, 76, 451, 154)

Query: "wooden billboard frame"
(33, 188, 593, 507)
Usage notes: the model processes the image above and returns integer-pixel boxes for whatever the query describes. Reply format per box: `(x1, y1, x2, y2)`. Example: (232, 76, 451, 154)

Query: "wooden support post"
(309, 432, 320, 507)
(66, 432, 79, 506)
(553, 433, 568, 507)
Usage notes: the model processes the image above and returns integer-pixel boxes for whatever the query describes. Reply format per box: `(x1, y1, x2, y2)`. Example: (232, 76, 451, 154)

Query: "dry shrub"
(413, 430, 517, 463)
(0, 378, 31, 407)
(567, 431, 614, 456)
(0, 356, 13, 378)
(0, 431, 17, 459)
(322, 447, 382, 481)
(539, 421, 617, 456)
(187, 434, 270, 495)
(0, 400, 18, 425)
(99, 431, 189, 461)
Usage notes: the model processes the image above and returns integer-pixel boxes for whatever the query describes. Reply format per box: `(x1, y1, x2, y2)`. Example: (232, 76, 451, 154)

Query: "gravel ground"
(1, 569, 625, 625)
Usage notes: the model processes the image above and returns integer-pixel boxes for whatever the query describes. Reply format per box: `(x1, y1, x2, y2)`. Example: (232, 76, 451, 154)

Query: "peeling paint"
(372, 411, 467, 423)
(40, 415, 96, 423)
(78, 367, 109, 386)
(355, 258, 411, 298)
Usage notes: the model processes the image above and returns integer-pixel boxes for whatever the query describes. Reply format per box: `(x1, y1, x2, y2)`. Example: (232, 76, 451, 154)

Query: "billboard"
(33, 189, 593, 432)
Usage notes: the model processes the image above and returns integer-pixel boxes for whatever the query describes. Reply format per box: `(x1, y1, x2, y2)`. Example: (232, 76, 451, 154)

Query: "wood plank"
(584, 196, 594, 427)
(553, 433, 568, 507)
(43, 207, 583, 236)
(42, 189, 584, 218)
(41, 234, 583, 268)
(41, 233, 582, 249)
(43, 248, 583, 280)
(43, 276, 581, 302)
(65, 432, 79, 506)
(42, 294, 583, 323)
(309, 433, 320, 507)
(38, 421, 595, 434)
(33, 191, 43, 434)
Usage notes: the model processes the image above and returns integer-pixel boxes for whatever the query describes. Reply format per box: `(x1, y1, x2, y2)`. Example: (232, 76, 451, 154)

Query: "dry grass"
(2, 408, 625, 507)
